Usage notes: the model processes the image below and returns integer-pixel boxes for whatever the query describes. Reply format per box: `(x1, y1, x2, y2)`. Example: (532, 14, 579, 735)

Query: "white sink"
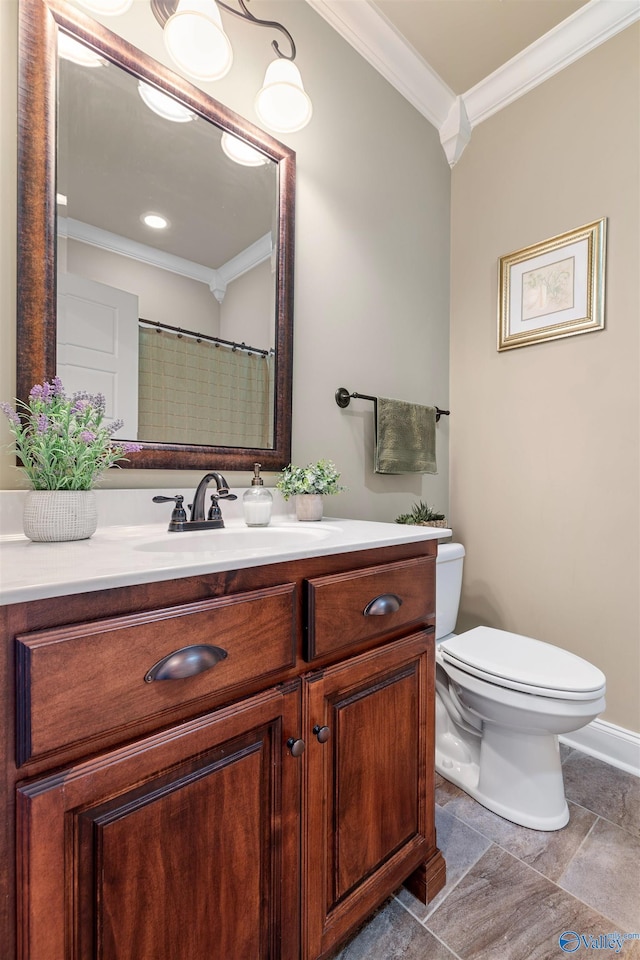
(134, 524, 332, 556)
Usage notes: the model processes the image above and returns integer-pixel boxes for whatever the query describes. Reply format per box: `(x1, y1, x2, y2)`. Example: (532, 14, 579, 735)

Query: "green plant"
(276, 459, 345, 500)
(1, 378, 142, 490)
(395, 500, 446, 525)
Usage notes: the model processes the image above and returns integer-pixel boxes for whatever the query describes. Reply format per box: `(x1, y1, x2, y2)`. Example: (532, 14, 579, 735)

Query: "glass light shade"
(164, 0, 233, 81)
(138, 81, 196, 122)
(220, 132, 268, 167)
(58, 33, 106, 67)
(74, 0, 133, 13)
(255, 59, 312, 134)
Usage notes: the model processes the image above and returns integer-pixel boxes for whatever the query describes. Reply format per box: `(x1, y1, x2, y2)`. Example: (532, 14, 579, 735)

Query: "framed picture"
(498, 218, 606, 352)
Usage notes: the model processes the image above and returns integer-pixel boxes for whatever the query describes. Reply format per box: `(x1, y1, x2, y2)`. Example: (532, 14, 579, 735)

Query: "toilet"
(434, 543, 606, 831)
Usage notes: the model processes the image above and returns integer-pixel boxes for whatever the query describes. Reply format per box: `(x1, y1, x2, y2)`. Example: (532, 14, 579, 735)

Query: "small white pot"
(294, 494, 323, 521)
(23, 490, 98, 542)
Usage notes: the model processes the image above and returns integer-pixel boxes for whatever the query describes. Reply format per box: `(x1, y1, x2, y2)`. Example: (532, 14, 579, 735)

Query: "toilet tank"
(435, 543, 465, 640)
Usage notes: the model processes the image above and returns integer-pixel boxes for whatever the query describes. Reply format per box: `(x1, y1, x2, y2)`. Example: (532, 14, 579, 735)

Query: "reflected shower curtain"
(138, 327, 274, 447)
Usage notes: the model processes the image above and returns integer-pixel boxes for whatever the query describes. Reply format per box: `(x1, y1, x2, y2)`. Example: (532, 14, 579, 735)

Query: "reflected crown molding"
(59, 217, 272, 302)
(304, 0, 640, 167)
(211, 233, 273, 302)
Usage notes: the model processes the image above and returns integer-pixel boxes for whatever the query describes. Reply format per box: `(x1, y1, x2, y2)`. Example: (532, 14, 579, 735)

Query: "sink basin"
(134, 524, 332, 556)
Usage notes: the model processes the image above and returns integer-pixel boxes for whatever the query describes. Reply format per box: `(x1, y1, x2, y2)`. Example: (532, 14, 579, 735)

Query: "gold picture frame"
(498, 218, 606, 352)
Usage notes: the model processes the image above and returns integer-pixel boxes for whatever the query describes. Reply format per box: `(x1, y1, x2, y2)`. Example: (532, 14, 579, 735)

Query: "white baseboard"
(560, 719, 640, 777)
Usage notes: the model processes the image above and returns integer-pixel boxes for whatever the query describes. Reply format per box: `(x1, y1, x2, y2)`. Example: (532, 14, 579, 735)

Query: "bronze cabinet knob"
(312, 725, 331, 744)
(286, 737, 306, 757)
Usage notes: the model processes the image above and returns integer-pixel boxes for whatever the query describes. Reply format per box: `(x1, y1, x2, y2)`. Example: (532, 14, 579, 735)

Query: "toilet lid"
(439, 627, 606, 698)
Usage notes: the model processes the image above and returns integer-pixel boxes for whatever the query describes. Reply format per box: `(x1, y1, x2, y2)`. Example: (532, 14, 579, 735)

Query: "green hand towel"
(374, 397, 437, 474)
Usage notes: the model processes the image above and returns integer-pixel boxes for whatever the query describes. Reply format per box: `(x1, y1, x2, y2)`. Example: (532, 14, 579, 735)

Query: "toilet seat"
(439, 627, 606, 701)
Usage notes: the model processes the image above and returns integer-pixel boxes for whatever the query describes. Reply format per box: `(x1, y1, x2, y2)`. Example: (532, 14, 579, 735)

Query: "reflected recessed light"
(56, 193, 68, 206)
(58, 33, 107, 67)
(138, 81, 196, 123)
(220, 132, 268, 167)
(141, 213, 169, 229)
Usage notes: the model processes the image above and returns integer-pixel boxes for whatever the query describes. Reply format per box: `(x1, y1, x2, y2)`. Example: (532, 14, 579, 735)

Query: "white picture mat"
(508, 237, 589, 336)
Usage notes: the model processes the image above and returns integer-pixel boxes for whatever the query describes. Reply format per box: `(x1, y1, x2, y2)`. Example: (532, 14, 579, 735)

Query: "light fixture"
(58, 32, 107, 67)
(255, 59, 312, 134)
(74, 0, 133, 13)
(220, 131, 267, 166)
(141, 213, 170, 229)
(138, 81, 197, 122)
(162, 0, 233, 81)
(149, 0, 313, 133)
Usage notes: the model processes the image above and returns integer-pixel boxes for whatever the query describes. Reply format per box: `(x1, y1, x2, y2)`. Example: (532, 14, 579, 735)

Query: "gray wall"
(0, 0, 451, 525)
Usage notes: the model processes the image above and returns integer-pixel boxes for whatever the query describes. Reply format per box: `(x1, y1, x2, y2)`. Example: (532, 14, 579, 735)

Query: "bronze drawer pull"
(144, 644, 228, 682)
(286, 738, 306, 757)
(363, 593, 402, 617)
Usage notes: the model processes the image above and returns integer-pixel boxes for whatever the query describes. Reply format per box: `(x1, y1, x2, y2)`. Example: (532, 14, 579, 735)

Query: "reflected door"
(57, 272, 139, 433)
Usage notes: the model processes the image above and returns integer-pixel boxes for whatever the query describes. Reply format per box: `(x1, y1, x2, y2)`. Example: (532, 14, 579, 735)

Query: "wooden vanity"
(11, 1, 447, 952)
(0, 535, 445, 959)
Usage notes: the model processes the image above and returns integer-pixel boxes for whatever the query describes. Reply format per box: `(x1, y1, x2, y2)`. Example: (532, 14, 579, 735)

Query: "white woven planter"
(23, 490, 98, 542)
(294, 494, 323, 521)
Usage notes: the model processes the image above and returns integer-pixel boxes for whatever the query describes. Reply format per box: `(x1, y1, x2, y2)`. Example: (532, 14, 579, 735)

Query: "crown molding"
(215, 233, 273, 288)
(61, 217, 213, 284)
(304, 0, 640, 167)
(439, 97, 472, 169)
(211, 233, 273, 302)
(463, 0, 640, 129)
(60, 218, 272, 302)
(303, 0, 456, 130)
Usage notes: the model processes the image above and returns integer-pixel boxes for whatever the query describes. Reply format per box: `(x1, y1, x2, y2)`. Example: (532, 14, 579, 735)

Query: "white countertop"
(0, 500, 449, 605)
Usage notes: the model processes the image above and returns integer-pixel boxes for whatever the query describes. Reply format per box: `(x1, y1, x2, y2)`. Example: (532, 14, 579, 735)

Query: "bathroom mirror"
(17, 0, 295, 471)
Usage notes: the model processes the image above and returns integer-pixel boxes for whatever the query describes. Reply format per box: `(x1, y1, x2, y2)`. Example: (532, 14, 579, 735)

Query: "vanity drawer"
(305, 556, 434, 661)
(16, 583, 296, 765)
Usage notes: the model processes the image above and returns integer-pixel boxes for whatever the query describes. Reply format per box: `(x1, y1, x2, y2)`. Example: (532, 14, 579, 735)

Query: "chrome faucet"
(153, 471, 237, 532)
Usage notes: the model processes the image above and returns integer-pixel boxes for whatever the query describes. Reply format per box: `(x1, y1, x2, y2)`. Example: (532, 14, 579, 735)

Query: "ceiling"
(371, 0, 589, 94)
(306, 0, 640, 165)
(58, 52, 278, 275)
(58, 0, 639, 264)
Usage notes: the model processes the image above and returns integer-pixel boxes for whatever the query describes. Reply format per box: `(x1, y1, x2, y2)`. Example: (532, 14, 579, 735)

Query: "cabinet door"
(17, 683, 302, 960)
(303, 632, 436, 960)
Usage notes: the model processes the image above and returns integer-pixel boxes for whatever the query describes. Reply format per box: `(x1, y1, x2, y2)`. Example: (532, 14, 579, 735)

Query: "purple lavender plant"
(1, 380, 143, 489)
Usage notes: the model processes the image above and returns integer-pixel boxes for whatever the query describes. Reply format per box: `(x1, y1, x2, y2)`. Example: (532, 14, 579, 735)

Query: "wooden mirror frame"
(17, 0, 295, 471)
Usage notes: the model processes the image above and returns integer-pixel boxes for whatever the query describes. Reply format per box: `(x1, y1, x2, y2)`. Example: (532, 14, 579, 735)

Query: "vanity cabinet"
(17, 683, 302, 960)
(303, 631, 435, 959)
(1, 540, 445, 960)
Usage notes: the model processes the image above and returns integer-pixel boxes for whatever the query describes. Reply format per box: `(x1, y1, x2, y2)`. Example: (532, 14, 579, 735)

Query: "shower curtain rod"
(335, 387, 450, 422)
(139, 318, 274, 358)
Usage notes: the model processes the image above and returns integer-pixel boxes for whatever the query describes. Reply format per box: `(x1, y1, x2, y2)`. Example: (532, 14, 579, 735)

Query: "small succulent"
(395, 500, 446, 525)
(275, 459, 345, 500)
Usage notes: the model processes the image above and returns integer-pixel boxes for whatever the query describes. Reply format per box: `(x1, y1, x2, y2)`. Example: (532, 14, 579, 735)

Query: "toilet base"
(436, 726, 570, 831)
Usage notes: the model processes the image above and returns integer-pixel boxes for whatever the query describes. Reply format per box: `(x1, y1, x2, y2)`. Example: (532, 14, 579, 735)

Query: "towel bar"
(335, 387, 450, 422)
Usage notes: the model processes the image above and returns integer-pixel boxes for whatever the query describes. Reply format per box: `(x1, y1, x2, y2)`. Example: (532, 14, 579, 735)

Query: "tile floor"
(331, 748, 640, 960)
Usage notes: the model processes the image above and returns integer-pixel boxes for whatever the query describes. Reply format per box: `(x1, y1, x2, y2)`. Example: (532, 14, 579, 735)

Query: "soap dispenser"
(243, 463, 273, 527)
